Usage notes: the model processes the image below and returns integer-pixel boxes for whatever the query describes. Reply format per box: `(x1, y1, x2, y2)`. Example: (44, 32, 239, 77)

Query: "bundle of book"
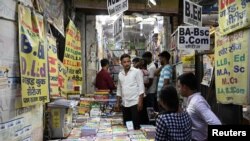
(140, 125, 156, 139)
(78, 90, 116, 117)
(63, 116, 156, 141)
(63, 89, 156, 141)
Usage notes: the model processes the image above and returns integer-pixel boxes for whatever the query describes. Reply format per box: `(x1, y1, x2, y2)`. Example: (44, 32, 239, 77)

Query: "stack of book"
(80, 125, 98, 137)
(140, 125, 156, 139)
(112, 125, 128, 136)
(111, 117, 123, 125)
(112, 135, 130, 141)
(78, 98, 94, 115)
(90, 108, 101, 118)
(95, 136, 113, 141)
(94, 90, 110, 104)
(75, 115, 88, 124)
(129, 134, 147, 140)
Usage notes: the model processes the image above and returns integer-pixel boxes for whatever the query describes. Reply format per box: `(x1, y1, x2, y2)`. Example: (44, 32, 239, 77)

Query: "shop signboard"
(58, 61, 68, 98)
(18, 4, 49, 107)
(219, 0, 250, 35)
(215, 29, 250, 105)
(183, 0, 202, 26)
(63, 20, 83, 91)
(113, 14, 123, 43)
(47, 35, 59, 98)
(63, 20, 83, 98)
(107, 0, 128, 17)
(178, 26, 210, 50)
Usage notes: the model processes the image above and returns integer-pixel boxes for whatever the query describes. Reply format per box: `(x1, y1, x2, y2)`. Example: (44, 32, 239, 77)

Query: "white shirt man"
(142, 51, 158, 111)
(116, 54, 144, 130)
(117, 67, 144, 107)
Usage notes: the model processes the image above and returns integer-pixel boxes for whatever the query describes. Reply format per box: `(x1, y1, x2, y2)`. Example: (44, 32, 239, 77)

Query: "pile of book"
(65, 116, 157, 141)
(75, 115, 89, 124)
(112, 125, 127, 136)
(81, 125, 98, 137)
(96, 119, 112, 137)
(94, 90, 110, 104)
(90, 108, 101, 117)
(112, 135, 130, 141)
(78, 97, 94, 115)
(80, 118, 100, 137)
(111, 117, 123, 125)
(140, 125, 156, 139)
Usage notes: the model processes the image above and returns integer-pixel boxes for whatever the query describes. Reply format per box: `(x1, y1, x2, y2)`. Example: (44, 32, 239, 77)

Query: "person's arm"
(115, 74, 122, 111)
(115, 96, 121, 111)
(145, 67, 155, 88)
(145, 78, 153, 88)
(195, 100, 222, 125)
(106, 73, 116, 90)
(138, 94, 144, 111)
(154, 66, 163, 77)
(136, 70, 145, 111)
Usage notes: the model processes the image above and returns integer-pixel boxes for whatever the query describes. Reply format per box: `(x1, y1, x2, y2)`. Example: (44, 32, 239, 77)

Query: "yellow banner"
(58, 61, 68, 98)
(218, 0, 250, 35)
(63, 20, 82, 93)
(18, 4, 49, 107)
(215, 29, 250, 105)
(47, 35, 60, 98)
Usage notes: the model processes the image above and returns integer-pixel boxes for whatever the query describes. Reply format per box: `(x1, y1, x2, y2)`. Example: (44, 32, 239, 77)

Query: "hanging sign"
(215, 29, 250, 105)
(18, 4, 49, 107)
(113, 14, 123, 43)
(183, 0, 202, 26)
(58, 61, 68, 98)
(219, 0, 250, 35)
(63, 20, 82, 95)
(107, 0, 128, 16)
(178, 26, 210, 50)
(47, 35, 59, 98)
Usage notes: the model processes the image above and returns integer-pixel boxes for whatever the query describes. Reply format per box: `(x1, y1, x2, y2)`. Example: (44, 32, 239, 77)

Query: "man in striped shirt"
(157, 51, 172, 101)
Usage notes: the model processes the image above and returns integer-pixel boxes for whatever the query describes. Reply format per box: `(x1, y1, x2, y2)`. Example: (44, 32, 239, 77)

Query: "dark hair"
(142, 51, 152, 58)
(158, 51, 171, 61)
(100, 59, 109, 67)
(132, 57, 140, 63)
(120, 54, 131, 61)
(140, 58, 147, 69)
(160, 86, 179, 112)
(177, 72, 197, 90)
